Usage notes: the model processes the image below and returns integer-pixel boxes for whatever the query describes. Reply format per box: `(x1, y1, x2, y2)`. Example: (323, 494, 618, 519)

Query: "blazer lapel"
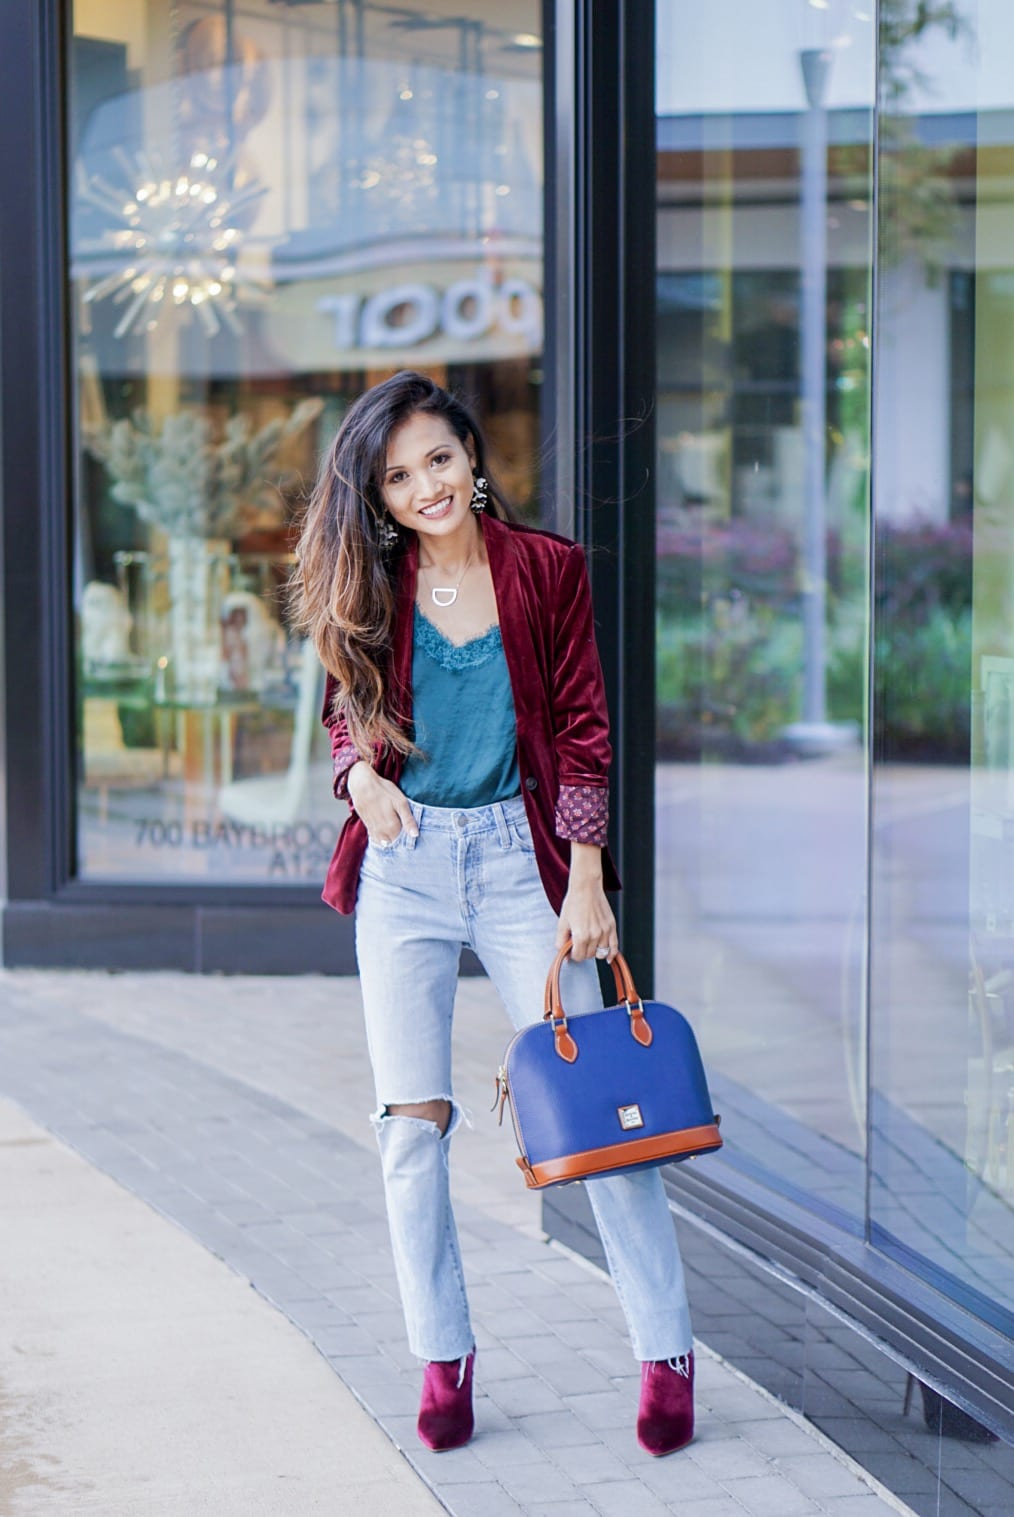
(483, 514, 544, 730)
(389, 537, 418, 738)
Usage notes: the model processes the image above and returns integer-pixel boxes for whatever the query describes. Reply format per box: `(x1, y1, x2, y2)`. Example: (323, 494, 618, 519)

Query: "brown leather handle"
(543, 938, 652, 1059)
(543, 938, 638, 1018)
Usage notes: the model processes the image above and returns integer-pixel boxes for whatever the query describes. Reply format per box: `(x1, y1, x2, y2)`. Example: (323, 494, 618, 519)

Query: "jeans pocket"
(366, 825, 412, 861)
(508, 811, 537, 854)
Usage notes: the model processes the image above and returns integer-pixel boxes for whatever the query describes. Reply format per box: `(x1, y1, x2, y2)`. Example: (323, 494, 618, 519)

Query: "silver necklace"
(423, 551, 474, 608)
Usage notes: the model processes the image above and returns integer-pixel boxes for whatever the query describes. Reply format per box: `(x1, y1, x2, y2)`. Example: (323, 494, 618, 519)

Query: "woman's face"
(380, 410, 477, 541)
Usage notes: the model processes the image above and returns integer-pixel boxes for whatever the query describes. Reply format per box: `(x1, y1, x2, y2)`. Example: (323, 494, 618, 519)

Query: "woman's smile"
(418, 495, 454, 520)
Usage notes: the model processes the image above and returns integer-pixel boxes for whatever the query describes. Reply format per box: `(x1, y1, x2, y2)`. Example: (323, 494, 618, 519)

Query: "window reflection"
(70, 0, 543, 883)
(872, 0, 1014, 1332)
(655, 0, 873, 1223)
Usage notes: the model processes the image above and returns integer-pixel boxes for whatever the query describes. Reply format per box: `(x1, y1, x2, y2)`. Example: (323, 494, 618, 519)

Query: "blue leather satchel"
(495, 940, 722, 1189)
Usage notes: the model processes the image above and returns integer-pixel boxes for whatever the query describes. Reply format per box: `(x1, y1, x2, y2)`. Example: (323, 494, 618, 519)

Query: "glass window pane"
(655, 0, 874, 1223)
(871, 0, 1014, 1332)
(69, 0, 543, 884)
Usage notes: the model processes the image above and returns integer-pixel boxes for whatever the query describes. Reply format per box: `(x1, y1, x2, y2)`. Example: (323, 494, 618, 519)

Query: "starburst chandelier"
(75, 145, 268, 338)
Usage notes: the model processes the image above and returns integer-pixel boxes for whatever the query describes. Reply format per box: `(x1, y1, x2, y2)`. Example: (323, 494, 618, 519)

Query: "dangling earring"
(378, 513, 399, 550)
(470, 475, 488, 514)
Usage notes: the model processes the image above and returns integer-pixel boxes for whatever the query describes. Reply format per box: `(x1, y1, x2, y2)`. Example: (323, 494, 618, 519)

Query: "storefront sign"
(317, 268, 543, 351)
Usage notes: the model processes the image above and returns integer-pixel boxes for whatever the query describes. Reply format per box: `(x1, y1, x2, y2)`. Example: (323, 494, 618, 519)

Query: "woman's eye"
(431, 453, 450, 466)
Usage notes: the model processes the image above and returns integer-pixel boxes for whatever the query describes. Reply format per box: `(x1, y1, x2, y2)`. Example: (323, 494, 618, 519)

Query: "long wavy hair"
(293, 370, 512, 758)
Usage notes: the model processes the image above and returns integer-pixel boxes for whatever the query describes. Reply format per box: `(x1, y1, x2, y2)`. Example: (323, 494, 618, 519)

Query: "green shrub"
(657, 596, 801, 756)
(657, 517, 973, 760)
(874, 606, 972, 759)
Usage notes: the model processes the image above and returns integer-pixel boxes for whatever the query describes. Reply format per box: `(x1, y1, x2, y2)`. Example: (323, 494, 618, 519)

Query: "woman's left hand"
(556, 843, 619, 962)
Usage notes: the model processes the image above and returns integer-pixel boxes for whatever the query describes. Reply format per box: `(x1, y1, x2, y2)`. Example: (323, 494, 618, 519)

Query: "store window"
(654, 0, 874, 1223)
(870, 0, 1014, 1333)
(69, 0, 543, 884)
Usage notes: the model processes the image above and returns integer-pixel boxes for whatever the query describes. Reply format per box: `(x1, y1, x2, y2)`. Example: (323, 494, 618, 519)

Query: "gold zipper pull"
(491, 1066, 509, 1126)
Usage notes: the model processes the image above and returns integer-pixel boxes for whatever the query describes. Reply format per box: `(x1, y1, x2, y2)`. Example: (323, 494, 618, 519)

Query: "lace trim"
(414, 605, 503, 672)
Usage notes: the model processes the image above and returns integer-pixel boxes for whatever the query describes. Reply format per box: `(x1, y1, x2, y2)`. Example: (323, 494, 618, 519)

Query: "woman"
(295, 371, 694, 1457)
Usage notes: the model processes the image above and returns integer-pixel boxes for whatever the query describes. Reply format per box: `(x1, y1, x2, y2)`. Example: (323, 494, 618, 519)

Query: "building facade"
(2, 1, 1012, 1509)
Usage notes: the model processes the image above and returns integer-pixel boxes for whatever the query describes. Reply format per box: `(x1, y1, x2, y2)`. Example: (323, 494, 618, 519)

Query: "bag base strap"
(517, 1122, 723, 1189)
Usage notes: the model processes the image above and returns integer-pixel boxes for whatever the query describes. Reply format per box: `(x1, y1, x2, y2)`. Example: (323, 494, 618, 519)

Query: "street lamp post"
(784, 45, 855, 753)
(800, 46, 831, 728)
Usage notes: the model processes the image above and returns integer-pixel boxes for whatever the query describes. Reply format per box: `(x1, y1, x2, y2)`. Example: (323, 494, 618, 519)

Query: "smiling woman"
(292, 368, 696, 1457)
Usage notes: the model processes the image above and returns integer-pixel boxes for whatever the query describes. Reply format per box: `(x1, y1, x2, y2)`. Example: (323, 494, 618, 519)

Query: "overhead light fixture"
(75, 147, 269, 337)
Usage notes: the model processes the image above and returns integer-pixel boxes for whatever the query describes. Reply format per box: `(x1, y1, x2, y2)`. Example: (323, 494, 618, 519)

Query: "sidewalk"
(0, 968, 912, 1517)
(0, 1097, 441, 1517)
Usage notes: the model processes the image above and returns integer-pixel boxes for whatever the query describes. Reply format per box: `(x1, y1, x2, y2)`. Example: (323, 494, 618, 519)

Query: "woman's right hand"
(347, 762, 418, 846)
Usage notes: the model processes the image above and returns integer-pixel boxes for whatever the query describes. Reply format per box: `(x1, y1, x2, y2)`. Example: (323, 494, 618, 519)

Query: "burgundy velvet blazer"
(320, 513, 620, 915)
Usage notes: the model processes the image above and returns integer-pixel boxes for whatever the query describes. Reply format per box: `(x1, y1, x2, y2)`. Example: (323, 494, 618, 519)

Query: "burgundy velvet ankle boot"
(637, 1352, 695, 1456)
(417, 1348, 475, 1451)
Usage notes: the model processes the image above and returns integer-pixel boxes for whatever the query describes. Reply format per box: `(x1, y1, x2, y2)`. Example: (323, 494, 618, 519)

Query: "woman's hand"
(556, 842, 619, 962)
(347, 762, 418, 846)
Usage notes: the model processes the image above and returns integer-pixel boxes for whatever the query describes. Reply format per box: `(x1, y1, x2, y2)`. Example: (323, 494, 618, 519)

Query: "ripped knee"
(384, 1098, 452, 1136)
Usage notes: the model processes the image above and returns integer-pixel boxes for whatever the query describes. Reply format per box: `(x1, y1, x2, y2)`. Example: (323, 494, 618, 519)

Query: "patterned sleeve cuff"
(555, 784, 609, 846)
(332, 742, 364, 802)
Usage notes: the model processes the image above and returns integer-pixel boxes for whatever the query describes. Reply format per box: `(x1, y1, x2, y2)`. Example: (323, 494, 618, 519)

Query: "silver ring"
(595, 946, 609, 960)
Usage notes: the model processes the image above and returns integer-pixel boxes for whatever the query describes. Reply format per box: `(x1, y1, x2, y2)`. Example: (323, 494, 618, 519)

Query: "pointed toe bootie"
(417, 1348, 475, 1451)
(637, 1352, 695, 1456)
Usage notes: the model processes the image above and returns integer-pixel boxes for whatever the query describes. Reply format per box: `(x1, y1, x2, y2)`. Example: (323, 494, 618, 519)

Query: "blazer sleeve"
(321, 672, 370, 803)
(549, 544, 611, 848)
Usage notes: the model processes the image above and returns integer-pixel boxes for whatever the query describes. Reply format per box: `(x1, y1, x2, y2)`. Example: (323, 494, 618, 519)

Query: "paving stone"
(525, 1504, 599, 1517)
(475, 1346, 536, 1383)
(439, 1481, 526, 1517)
(577, 1347, 638, 1383)
(774, 1450, 873, 1500)
(634, 1453, 725, 1502)
(819, 1498, 909, 1515)
(487, 1376, 568, 1419)
(688, 1435, 774, 1479)
(564, 1391, 632, 1433)
(583, 1478, 675, 1517)
(292, 1258, 353, 1291)
(860, 1453, 941, 1496)
(349, 1378, 419, 1418)
(703, 1384, 784, 1421)
(346, 1306, 411, 1343)
(307, 1322, 377, 1356)
(737, 1417, 835, 1458)
(550, 1317, 629, 1352)
(406, 1446, 493, 1485)
(499, 1462, 584, 1506)
(513, 1411, 605, 1452)
(469, 1302, 549, 1341)
(720, 1474, 820, 1515)
(529, 1356, 614, 1399)
(547, 1440, 633, 1485)
(217, 1198, 274, 1224)
(812, 1417, 912, 1456)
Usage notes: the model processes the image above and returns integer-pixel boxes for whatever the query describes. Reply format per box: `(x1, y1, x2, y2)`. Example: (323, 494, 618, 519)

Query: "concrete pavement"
(0, 968, 913, 1516)
(0, 1097, 441, 1517)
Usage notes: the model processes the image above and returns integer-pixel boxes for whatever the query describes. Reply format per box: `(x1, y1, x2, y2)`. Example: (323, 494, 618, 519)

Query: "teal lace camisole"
(399, 606, 521, 809)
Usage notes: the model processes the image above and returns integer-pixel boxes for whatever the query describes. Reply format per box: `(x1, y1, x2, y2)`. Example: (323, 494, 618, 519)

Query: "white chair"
(216, 639, 323, 827)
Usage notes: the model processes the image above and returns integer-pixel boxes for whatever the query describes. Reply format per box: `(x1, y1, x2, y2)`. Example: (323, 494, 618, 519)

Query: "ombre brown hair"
(293, 370, 512, 759)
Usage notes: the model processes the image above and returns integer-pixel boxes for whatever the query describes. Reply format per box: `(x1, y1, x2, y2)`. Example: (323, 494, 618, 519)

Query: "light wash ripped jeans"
(354, 793, 693, 1364)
